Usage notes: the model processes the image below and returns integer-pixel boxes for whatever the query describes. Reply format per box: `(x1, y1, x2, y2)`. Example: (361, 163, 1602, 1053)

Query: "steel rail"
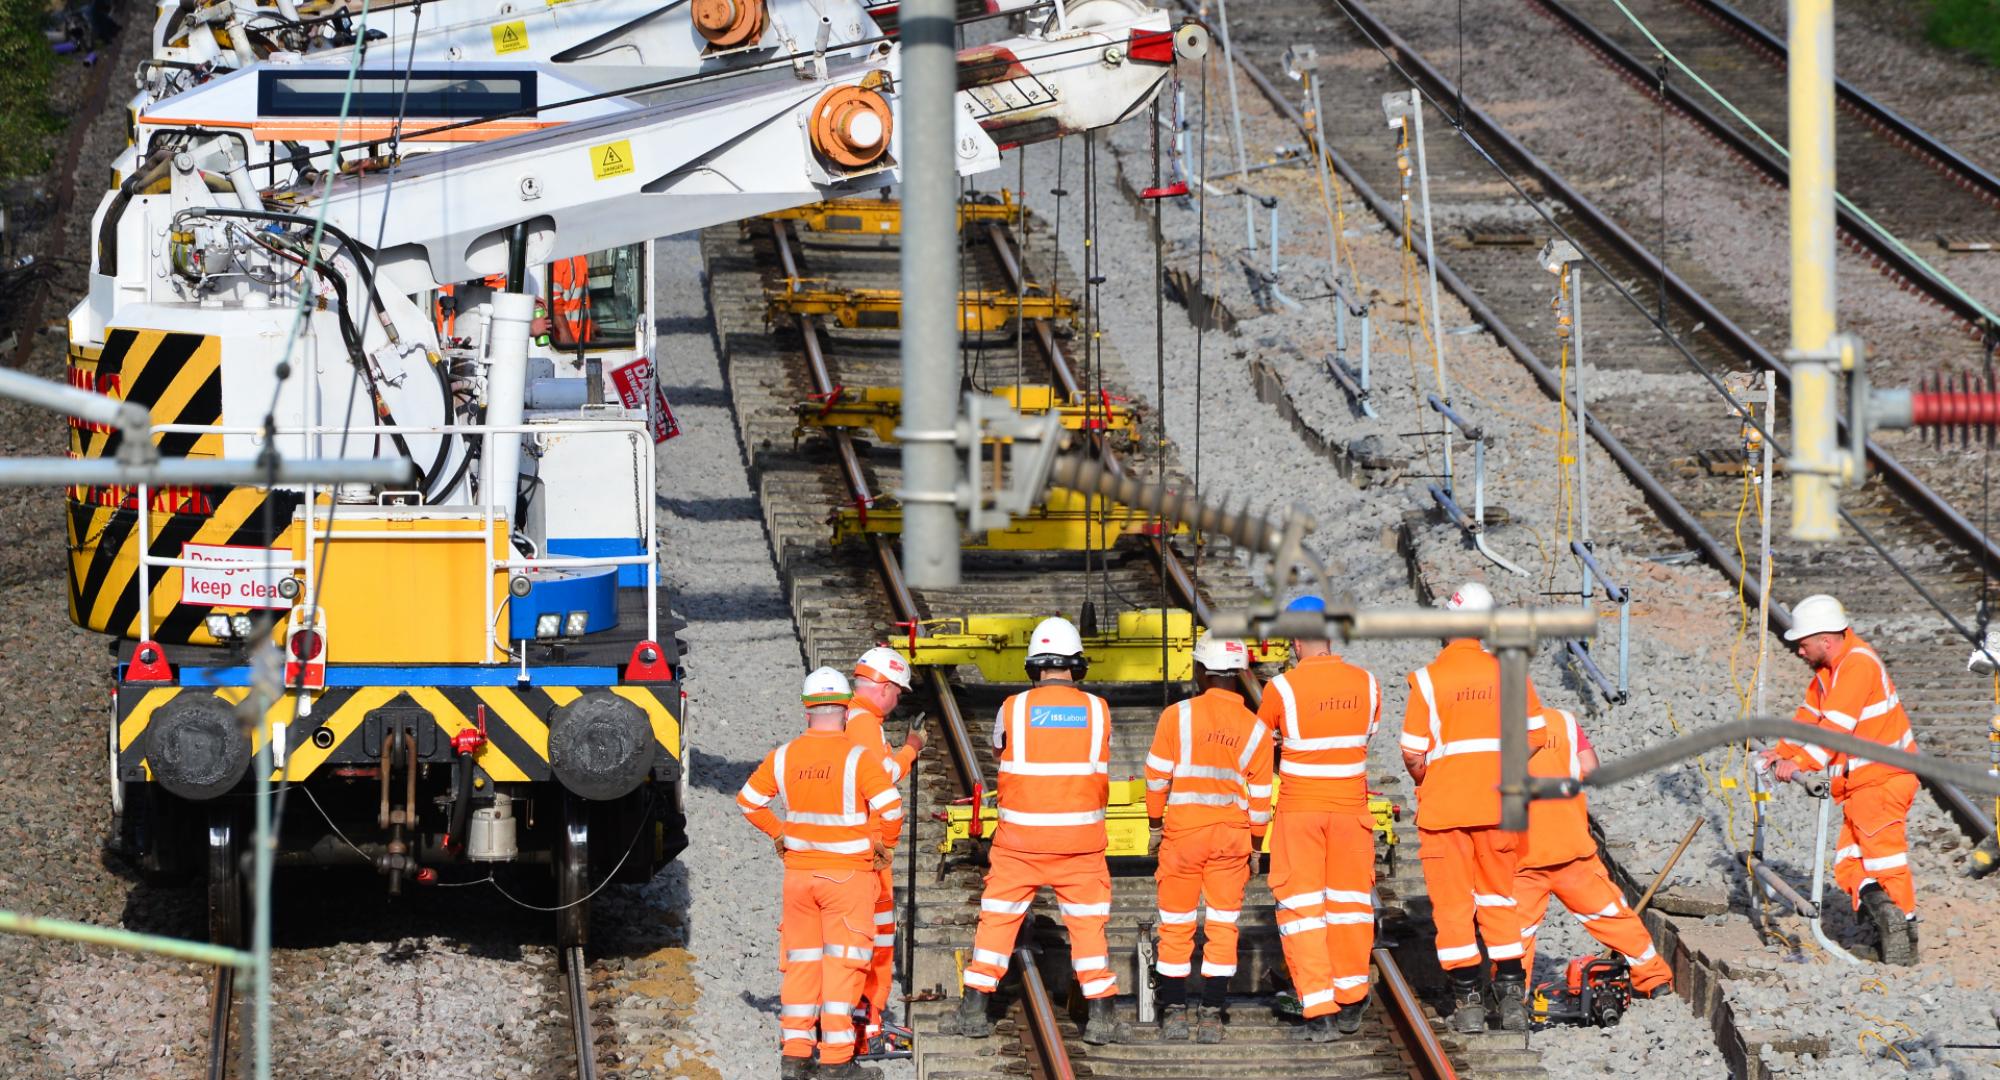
(1372, 947, 1458, 1080)
(770, 220, 1078, 1080)
(207, 967, 235, 1080)
(1524, 0, 1993, 336)
(563, 946, 600, 1080)
(1678, 0, 2000, 208)
(1330, 0, 2000, 579)
(1324, 0, 1996, 849)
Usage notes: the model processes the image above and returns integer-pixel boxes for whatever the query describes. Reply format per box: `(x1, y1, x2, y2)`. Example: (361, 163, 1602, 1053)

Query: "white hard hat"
(855, 645, 913, 690)
(1027, 617, 1085, 659)
(1443, 582, 1494, 613)
(1192, 631, 1249, 672)
(802, 666, 852, 706)
(1783, 594, 1848, 642)
(1967, 629, 2000, 675)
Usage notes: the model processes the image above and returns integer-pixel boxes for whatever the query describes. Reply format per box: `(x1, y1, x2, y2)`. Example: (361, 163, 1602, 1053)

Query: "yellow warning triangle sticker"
(590, 140, 636, 180)
(492, 20, 528, 53)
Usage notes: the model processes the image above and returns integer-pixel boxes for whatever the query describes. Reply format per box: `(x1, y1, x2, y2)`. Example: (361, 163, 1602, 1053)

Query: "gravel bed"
(974, 32, 2000, 1076)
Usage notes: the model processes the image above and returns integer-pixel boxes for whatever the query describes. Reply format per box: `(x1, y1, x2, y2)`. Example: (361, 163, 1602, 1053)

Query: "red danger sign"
(609, 357, 680, 444)
(180, 543, 289, 610)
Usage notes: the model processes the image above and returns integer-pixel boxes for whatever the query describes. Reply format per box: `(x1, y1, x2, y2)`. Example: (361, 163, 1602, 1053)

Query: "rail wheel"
(557, 792, 591, 950)
(206, 807, 246, 947)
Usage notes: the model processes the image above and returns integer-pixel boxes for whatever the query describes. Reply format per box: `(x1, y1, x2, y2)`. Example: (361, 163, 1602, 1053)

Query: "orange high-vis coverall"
(1143, 688, 1273, 983)
(1402, 638, 1547, 971)
(846, 702, 919, 1041)
(1258, 655, 1381, 1016)
(550, 255, 596, 345)
(1774, 629, 1921, 914)
(1515, 708, 1672, 993)
(739, 730, 903, 1065)
(963, 685, 1118, 999)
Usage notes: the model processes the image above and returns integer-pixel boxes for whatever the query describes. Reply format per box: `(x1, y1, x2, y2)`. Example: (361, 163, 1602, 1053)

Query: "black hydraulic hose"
(99, 149, 174, 277)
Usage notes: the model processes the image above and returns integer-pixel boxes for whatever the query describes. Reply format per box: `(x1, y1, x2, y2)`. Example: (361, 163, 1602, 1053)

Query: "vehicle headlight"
(230, 614, 255, 639)
(565, 610, 589, 636)
(535, 612, 562, 640)
(205, 614, 233, 640)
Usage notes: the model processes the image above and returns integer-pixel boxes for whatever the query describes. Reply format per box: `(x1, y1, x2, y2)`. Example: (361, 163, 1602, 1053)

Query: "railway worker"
(1257, 594, 1382, 1043)
(1401, 582, 1546, 1033)
(738, 668, 903, 1080)
(944, 616, 1128, 1046)
(1143, 631, 1274, 1044)
(1754, 595, 1921, 964)
(1513, 706, 1674, 997)
(846, 646, 926, 1054)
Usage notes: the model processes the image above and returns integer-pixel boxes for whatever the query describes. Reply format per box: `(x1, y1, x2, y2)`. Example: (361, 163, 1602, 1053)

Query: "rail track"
(1522, 0, 2000, 337)
(1217, 0, 1999, 845)
(708, 197, 1551, 1075)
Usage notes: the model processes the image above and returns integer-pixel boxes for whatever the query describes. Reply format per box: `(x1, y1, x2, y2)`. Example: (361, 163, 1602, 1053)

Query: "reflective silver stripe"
(1204, 907, 1240, 924)
(827, 944, 871, 961)
(1366, 671, 1380, 737)
(1413, 667, 1443, 759)
(1859, 694, 1901, 721)
(1238, 721, 1267, 773)
(1089, 694, 1108, 769)
(739, 782, 774, 807)
(963, 970, 999, 990)
(1526, 712, 1546, 731)
(868, 787, 900, 811)
(883, 759, 903, 783)
(1300, 989, 1337, 1007)
(875, 911, 896, 925)
(784, 836, 871, 854)
(1158, 909, 1198, 925)
(1399, 732, 1431, 753)
(823, 1000, 853, 1014)
(787, 948, 824, 962)
(1059, 901, 1110, 918)
(1487, 942, 1524, 960)
(1249, 810, 1273, 825)
(822, 1030, 856, 1045)
(997, 807, 1105, 827)
(782, 1003, 819, 1017)
(1248, 784, 1273, 798)
(1561, 710, 1581, 780)
(1333, 974, 1371, 990)
(1800, 743, 1832, 766)
(1166, 792, 1246, 808)
(1155, 960, 1191, 976)
(1199, 961, 1237, 977)
(1473, 893, 1515, 908)
(1079, 976, 1117, 996)
(1174, 764, 1244, 782)
(1145, 753, 1176, 773)
(981, 898, 1032, 915)
(1622, 945, 1658, 965)
(1322, 912, 1373, 925)
(1427, 738, 1501, 764)
(1274, 672, 1300, 743)
(1009, 694, 1028, 766)
(1862, 852, 1907, 871)
(881, 806, 904, 821)
(1145, 778, 1170, 792)
(774, 744, 790, 807)
(973, 948, 1010, 967)
(1521, 922, 1542, 938)
(1323, 889, 1372, 906)
(1177, 701, 1194, 770)
(1278, 917, 1327, 936)
(1834, 844, 1861, 863)
(1436, 943, 1480, 963)
(1000, 759, 1107, 776)
(1285, 734, 1371, 751)
(842, 745, 864, 819)
(1072, 955, 1108, 971)
(1281, 759, 1366, 779)
(1275, 891, 1323, 912)
(1572, 901, 1621, 923)
(786, 811, 869, 827)
(1823, 709, 1860, 732)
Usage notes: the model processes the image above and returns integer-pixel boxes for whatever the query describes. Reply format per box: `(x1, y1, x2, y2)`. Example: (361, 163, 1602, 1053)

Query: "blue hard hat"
(1285, 595, 1327, 613)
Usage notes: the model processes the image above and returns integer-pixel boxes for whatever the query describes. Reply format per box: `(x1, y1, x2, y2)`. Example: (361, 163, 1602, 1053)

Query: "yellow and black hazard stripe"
(116, 683, 683, 784)
(67, 329, 303, 644)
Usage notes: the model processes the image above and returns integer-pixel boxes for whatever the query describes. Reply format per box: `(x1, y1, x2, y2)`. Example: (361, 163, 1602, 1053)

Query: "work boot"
(817, 1062, 881, 1080)
(1334, 993, 1368, 1036)
(1194, 1004, 1225, 1044)
(779, 1054, 815, 1079)
(1861, 884, 1916, 966)
(1287, 1014, 1333, 1041)
(1159, 1003, 1190, 1041)
(944, 987, 992, 1038)
(1492, 969, 1529, 1032)
(1906, 916, 1920, 961)
(1449, 972, 1488, 1034)
(1082, 996, 1128, 1045)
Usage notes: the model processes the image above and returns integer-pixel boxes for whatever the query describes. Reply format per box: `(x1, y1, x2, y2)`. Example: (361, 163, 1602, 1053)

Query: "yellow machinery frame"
(796, 384, 1139, 444)
(766, 285, 1074, 332)
(903, 609, 1287, 684)
(833, 487, 1185, 551)
(763, 191, 1024, 235)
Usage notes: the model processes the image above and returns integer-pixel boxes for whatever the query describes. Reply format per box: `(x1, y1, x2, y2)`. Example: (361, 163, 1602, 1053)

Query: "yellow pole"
(1786, 0, 1842, 540)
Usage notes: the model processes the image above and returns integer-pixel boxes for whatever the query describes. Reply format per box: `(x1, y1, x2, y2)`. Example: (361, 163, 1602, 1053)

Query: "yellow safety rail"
(763, 191, 1024, 235)
(902, 609, 1287, 684)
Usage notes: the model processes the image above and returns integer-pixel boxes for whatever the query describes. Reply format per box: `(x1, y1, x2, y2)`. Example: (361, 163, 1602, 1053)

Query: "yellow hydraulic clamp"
(763, 191, 1025, 235)
(901, 609, 1287, 685)
(795, 384, 1140, 445)
(941, 781, 1400, 862)
(766, 284, 1074, 332)
(832, 487, 1184, 551)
